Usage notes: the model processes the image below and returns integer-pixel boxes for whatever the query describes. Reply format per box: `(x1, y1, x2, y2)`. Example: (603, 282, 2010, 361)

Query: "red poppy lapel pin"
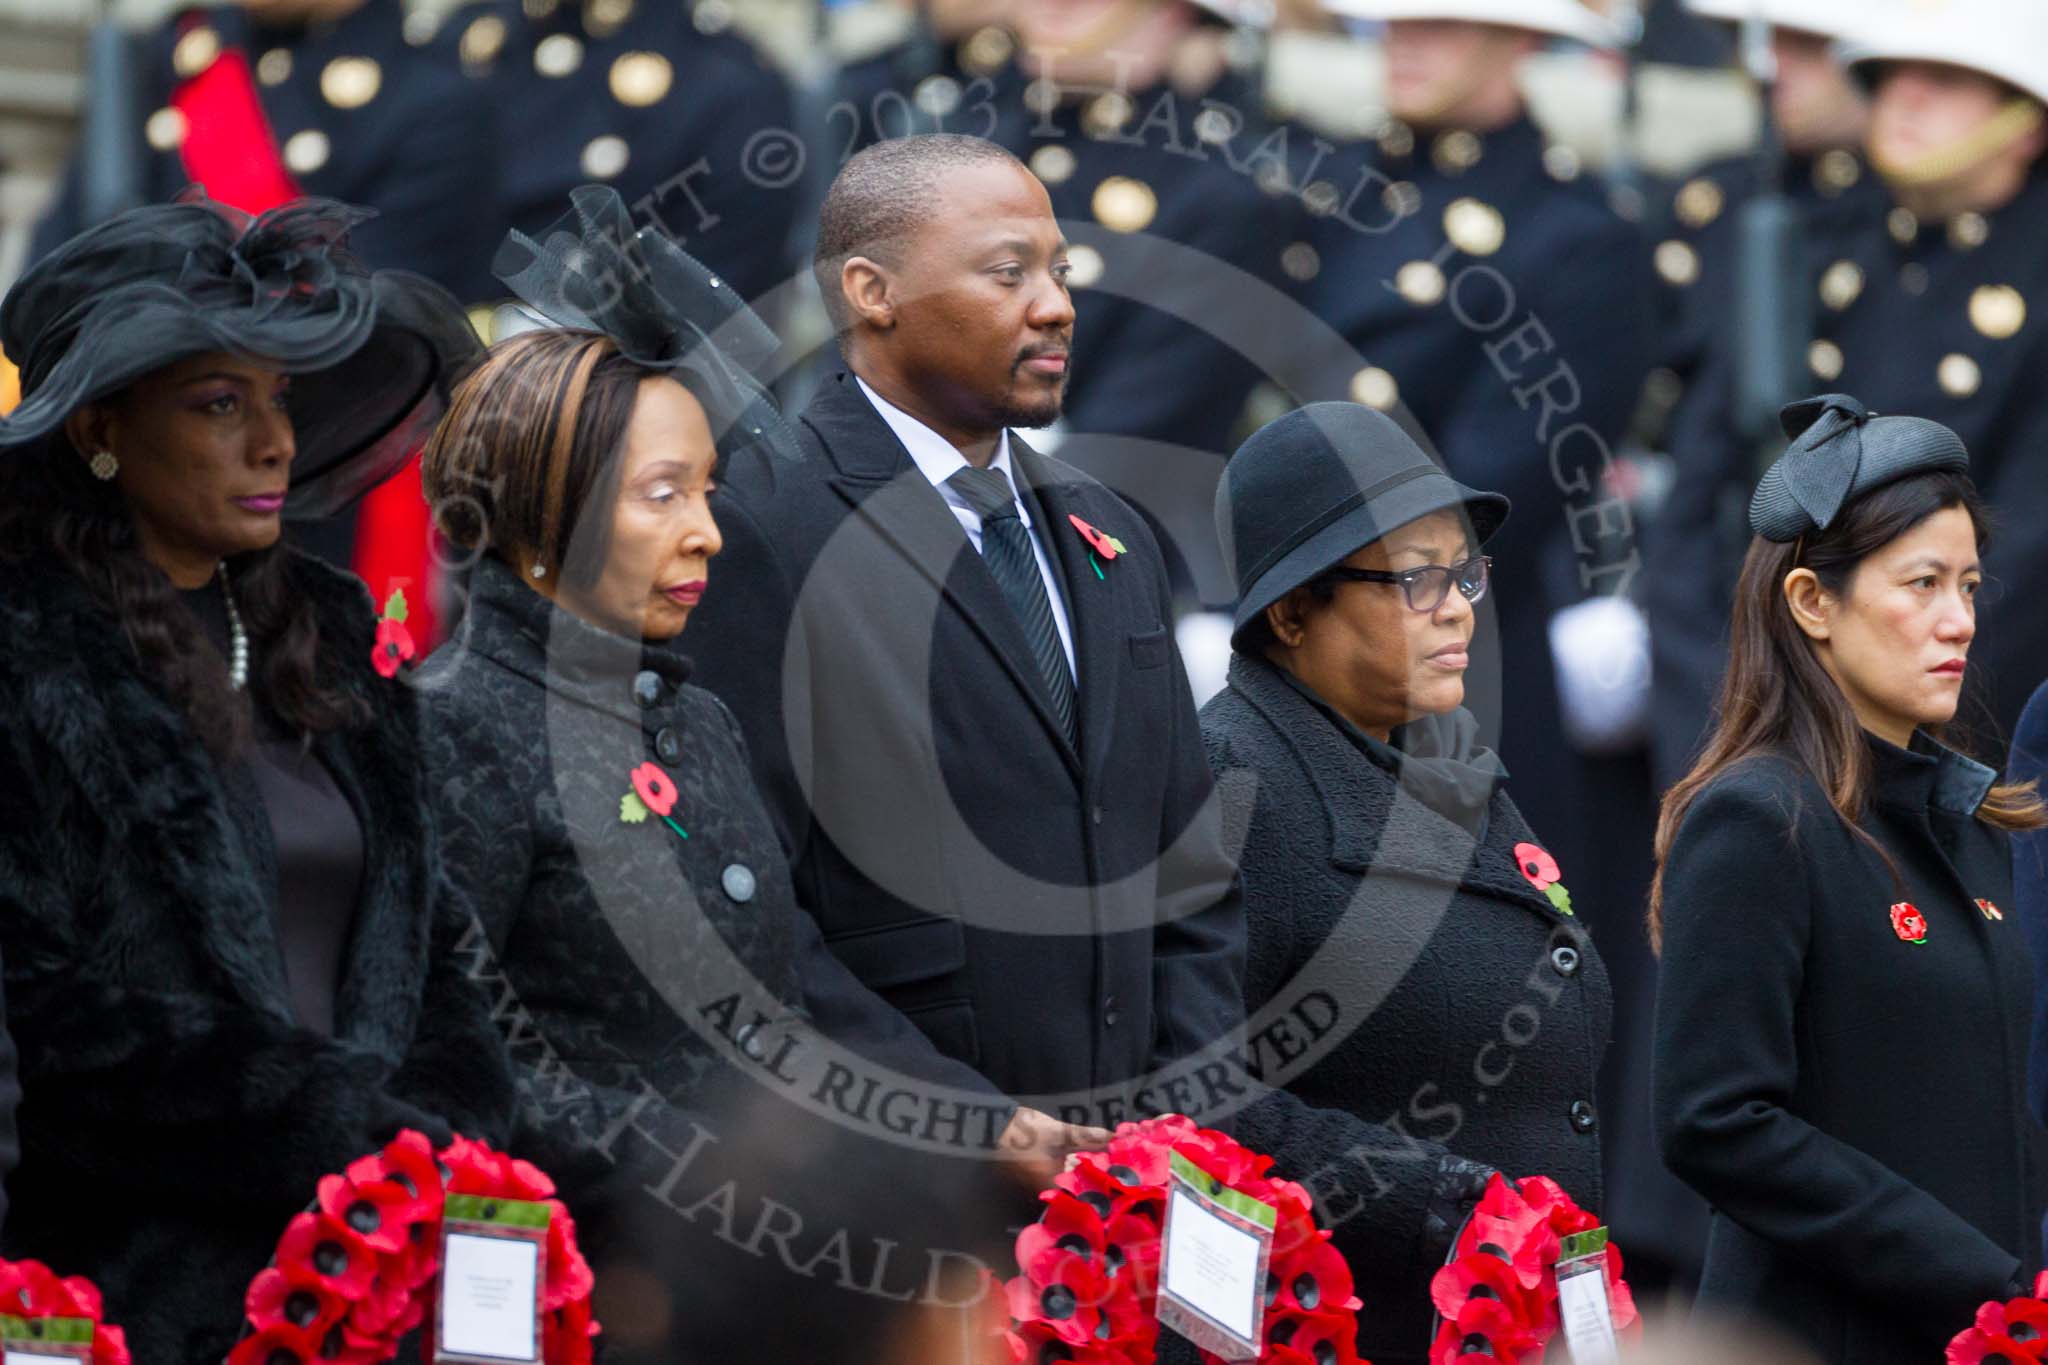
(621, 761, 689, 841)
(372, 587, 416, 679)
(1068, 514, 1127, 580)
(1513, 842, 1574, 916)
(1977, 898, 2004, 922)
(1890, 902, 1930, 945)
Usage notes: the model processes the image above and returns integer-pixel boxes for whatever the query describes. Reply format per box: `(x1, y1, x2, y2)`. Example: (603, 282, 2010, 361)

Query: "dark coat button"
(1091, 805, 1104, 825)
(1551, 945, 1581, 977)
(1569, 1099, 1597, 1133)
(1103, 995, 1122, 1028)
(632, 669, 664, 708)
(655, 726, 682, 765)
(721, 864, 756, 903)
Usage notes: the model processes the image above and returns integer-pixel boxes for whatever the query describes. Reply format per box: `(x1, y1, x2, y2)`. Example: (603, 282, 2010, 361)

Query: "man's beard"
(993, 385, 1067, 431)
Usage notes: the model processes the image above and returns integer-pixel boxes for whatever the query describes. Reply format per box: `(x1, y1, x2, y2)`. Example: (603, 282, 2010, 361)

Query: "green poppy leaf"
(619, 791, 650, 824)
(1546, 882, 1574, 916)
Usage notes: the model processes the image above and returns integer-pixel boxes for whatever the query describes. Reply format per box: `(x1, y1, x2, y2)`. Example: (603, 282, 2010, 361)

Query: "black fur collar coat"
(0, 550, 512, 1364)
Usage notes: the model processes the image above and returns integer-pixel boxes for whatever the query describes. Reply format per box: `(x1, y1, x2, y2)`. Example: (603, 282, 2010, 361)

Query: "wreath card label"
(1554, 1228, 1620, 1365)
(435, 1196, 548, 1365)
(1157, 1150, 1277, 1360)
(0, 1316, 93, 1364)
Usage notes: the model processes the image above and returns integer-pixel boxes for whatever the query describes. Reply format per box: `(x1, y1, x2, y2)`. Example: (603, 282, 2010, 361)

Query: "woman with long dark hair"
(0, 195, 511, 1360)
(1652, 393, 2048, 1365)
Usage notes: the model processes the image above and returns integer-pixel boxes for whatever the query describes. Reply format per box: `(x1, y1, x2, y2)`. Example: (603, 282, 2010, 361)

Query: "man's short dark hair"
(813, 135, 1029, 330)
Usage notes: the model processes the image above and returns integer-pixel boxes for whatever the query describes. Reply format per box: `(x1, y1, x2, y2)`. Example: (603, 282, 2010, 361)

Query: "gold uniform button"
(1084, 92, 1134, 137)
(523, 0, 557, 18)
(144, 106, 188, 151)
(1443, 198, 1505, 257)
(691, 0, 732, 34)
(609, 51, 672, 107)
(1433, 129, 1482, 174)
(1654, 240, 1700, 287)
(1281, 242, 1320, 282)
(256, 47, 292, 85)
(1298, 179, 1340, 217)
(1381, 180, 1421, 219)
(1819, 260, 1865, 311)
(1950, 212, 1990, 250)
(581, 134, 630, 180)
(586, 0, 635, 36)
(1193, 107, 1236, 145)
(461, 15, 507, 67)
(1938, 353, 1981, 397)
(1064, 244, 1105, 289)
(534, 34, 583, 78)
(1377, 120, 1414, 158)
(1091, 176, 1157, 233)
(172, 25, 222, 78)
(1675, 177, 1723, 230)
(1888, 207, 1920, 244)
(1808, 339, 1844, 381)
(282, 129, 331, 175)
(1350, 366, 1400, 410)
(1396, 260, 1447, 306)
(401, 8, 440, 42)
(1023, 79, 1060, 117)
(961, 25, 1014, 76)
(914, 75, 962, 118)
(1815, 149, 1861, 193)
(320, 56, 381, 108)
(1543, 144, 1582, 182)
(1029, 145, 1077, 186)
(1970, 285, 2026, 339)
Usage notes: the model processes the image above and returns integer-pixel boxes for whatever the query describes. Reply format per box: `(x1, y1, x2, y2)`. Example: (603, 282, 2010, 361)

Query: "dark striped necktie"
(946, 465, 1078, 746)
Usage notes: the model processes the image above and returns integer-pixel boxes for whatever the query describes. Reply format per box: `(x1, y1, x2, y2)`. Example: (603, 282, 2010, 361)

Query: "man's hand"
(998, 1106, 1110, 1187)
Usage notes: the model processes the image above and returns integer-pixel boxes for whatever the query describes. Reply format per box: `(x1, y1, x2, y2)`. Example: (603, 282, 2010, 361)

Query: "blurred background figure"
(451, 0, 802, 310)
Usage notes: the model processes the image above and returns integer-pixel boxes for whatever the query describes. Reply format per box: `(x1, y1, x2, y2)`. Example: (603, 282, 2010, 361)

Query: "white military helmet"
(1317, 0, 1618, 49)
(1680, 0, 1861, 38)
(1837, 0, 2048, 108)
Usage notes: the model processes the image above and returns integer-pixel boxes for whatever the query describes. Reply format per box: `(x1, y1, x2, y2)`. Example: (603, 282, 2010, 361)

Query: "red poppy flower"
(1271, 1237, 1359, 1315)
(1267, 1307, 1365, 1365)
(226, 1321, 325, 1365)
(1513, 842, 1560, 890)
(274, 1212, 378, 1300)
(1067, 514, 1123, 562)
(1007, 1320, 1138, 1365)
(315, 1172, 420, 1255)
(439, 1135, 556, 1201)
(1948, 1325, 2048, 1365)
(372, 618, 415, 679)
(1430, 1315, 1530, 1365)
(2004, 1299, 2048, 1345)
(1432, 1243, 1538, 1323)
(1979, 899, 2006, 921)
(1004, 1251, 1119, 1349)
(88, 1322, 129, 1365)
(1891, 902, 1930, 944)
(629, 762, 678, 819)
(542, 1295, 600, 1365)
(346, 1130, 444, 1227)
(245, 1265, 346, 1337)
(2035, 1270, 2048, 1302)
(542, 1198, 595, 1310)
(1017, 1192, 1109, 1281)
(0, 1259, 87, 1317)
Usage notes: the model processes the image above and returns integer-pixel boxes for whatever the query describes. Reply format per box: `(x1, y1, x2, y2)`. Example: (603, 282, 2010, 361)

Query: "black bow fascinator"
(491, 185, 799, 462)
(0, 192, 481, 518)
(1748, 392, 1971, 542)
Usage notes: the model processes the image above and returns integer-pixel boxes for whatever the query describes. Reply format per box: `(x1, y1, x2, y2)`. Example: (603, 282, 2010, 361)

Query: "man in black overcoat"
(683, 133, 1246, 1134)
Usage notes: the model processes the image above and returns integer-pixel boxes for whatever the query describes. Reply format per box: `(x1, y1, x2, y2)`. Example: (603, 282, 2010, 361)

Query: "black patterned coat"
(1201, 652, 1612, 1365)
(0, 550, 511, 1364)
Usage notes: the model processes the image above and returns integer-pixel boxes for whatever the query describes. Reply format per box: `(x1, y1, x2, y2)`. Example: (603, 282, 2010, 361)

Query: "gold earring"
(88, 450, 118, 481)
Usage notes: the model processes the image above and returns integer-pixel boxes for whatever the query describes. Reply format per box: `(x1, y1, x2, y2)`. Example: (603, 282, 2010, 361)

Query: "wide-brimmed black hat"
(1218, 402, 1510, 646)
(1749, 393, 1971, 542)
(491, 184, 799, 465)
(0, 192, 480, 518)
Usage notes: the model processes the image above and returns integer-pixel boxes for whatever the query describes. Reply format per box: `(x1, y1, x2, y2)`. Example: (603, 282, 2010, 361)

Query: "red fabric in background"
(171, 25, 441, 643)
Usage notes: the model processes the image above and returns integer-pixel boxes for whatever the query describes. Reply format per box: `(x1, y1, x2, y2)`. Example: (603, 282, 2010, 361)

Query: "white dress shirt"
(856, 376, 1077, 678)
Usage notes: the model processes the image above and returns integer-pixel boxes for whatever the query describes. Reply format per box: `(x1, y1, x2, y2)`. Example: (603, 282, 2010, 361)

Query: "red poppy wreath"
(0, 1259, 130, 1365)
(229, 1131, 598, 1365)
(1947, 1271, 2048, 1364)
(1428, 1174, 1638, 1365)
(989, 1115, 1365, 1365)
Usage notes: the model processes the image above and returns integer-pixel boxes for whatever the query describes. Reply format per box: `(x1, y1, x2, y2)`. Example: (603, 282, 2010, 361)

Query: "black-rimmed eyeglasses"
(1317, 555, 1492, 613)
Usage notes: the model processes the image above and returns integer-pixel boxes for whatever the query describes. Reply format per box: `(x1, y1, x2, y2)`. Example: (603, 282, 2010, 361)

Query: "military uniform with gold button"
(30, 0, 500, 303)
(460, 0, 800, 305)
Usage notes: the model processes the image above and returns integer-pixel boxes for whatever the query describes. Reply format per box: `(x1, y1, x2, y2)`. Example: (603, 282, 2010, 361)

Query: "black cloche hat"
(0, 192, 480, 518)
(1217, 402, 1511, 646)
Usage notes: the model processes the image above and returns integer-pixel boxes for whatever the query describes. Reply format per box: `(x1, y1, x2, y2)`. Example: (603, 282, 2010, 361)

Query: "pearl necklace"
(218, 562, 249, 691)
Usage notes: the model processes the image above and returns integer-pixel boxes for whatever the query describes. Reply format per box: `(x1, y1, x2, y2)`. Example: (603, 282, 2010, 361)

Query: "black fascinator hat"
(0, 192, 481, 518)
(490, 184, 799, 463)
(1749, 393, 1971, 542)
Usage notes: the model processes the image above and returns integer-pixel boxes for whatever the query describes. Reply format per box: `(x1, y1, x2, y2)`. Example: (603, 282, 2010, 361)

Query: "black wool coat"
(1654, 736, 2048, 1365)
(0, 551, 512, 1364)
(682, 372, 1245, 1118)
(1201, 653, 1612, 1365)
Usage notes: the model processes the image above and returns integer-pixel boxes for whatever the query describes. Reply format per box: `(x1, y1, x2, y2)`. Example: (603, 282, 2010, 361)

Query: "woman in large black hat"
(415, 186, 1027, 1364)
(1202, 402, 1613, 1365)
(1651, 394, 2048, 1365)
(0, 194, 511, 1361)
